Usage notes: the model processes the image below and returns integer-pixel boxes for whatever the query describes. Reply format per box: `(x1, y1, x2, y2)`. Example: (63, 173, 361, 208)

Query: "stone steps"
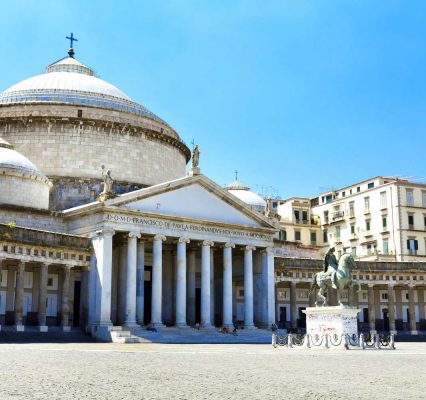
(110, 326, 143, 343)
(129, 327, 273, 344)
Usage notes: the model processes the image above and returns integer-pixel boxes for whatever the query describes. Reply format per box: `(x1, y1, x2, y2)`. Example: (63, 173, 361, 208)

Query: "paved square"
(0, 342, 425, 399)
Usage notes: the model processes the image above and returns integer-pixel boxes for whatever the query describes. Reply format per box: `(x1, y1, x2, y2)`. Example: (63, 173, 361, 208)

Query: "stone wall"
(0, 104, 190, 188)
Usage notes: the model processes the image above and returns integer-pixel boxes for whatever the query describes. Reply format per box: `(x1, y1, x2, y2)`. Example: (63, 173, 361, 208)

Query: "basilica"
(0, 42, 425, 341)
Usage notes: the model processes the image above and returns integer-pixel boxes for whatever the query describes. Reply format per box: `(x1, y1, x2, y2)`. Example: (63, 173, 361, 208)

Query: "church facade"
(0, 45, 425, 340)
(0, 47, 277, 340)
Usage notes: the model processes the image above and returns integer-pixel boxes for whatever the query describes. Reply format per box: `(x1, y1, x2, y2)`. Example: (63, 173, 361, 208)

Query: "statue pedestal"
(303, 305, 360, 337)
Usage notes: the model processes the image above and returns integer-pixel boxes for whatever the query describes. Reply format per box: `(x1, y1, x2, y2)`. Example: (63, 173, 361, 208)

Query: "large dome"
(0, 55, 165, 124)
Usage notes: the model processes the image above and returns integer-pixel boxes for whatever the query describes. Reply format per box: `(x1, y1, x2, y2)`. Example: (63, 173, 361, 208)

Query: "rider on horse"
(323, 247, 338, 289)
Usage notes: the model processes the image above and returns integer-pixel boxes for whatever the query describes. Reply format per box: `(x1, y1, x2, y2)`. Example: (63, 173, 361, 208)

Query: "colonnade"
(92, 230, 276, 330)
(277, 279, 425, 334)
(0, 259, 84, 332)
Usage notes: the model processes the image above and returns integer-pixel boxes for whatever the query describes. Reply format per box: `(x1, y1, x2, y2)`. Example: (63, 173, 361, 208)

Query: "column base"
(244, 325, 257, 330)
(222, 323, 234, 329)
(62, 326, 71, 332)
(411, 330, 418, 335)
(14, 324, 25, 332)
(176, 323, 190, 328)
(390, 330, 397, 335)
(124, 321, 139, 328)
(38, 325, 48, 332)
(150, 322, 165, 329)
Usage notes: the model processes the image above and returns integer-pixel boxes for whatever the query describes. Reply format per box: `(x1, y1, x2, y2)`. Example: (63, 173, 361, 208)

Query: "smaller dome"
(225, 177, 266, 211)
(0, 138, 51, 210)
(0, 141, 41, 175)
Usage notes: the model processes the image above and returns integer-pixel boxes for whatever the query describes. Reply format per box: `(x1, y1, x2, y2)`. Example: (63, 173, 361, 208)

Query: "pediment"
(106, 175, 276, 229)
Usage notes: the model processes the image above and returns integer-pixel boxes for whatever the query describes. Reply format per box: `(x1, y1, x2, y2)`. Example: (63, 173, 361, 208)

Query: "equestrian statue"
(308, 247, 361, 306)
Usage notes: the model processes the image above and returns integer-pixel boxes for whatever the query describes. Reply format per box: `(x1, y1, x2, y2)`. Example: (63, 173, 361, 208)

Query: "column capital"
(202, 240, 214, 247)
(367, 283, 375, 288)
(153, 235, 166, 242)
(261, 247, 274, 255)
(128, 231, 141, 239)
(95, 228, 115, 238)
(224, 242, 235, 249)
(244, 245, 256, 252)
(178, 237, 190, 244)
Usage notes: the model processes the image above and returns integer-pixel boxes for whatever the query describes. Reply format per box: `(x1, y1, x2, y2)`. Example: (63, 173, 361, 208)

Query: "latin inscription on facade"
(106, 213, 273, 241)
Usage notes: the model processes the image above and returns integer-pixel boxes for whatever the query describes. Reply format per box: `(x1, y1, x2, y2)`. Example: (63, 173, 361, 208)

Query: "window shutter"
(407, 240, 410, 249)
(414, 240, 419, 250)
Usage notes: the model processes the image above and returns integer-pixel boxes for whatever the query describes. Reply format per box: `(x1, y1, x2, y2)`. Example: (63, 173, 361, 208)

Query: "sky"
(0, 0, 425, 199)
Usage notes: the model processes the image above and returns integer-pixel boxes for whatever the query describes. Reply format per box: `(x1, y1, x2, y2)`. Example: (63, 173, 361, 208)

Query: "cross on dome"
(66, 32, 78, 58)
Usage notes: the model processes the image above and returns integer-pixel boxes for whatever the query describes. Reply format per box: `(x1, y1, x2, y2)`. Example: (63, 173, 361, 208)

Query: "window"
(324, 211, 329, 224)
(406, 190, 414, 206)
(325, 194, 332, 204)
(423, 192, 426, 207)
(366, 220, 371, 231)
(351, 247, 357, 256)
(336, 226, 341, 242)
(364, 197, 370, 213)
(77, 109, 83, 118)
(368, 182, 375, 189)
(279, 230, 287, 241)
(294, 210, 300, 223)
(383, 239, 389, 254)
(408, 214, 414, 230)
(349, 201, 355, 217)
(342, 191, 346, 197)
(310, 231, 317, 245)
(323, 229, 328, 243)
(407, 239, 418, 255)
(381, 292, 388, 301)
(424, 215, 426, 228)
(302, 211, 308, 224)
(350, 189, 353, 195)
(350, 224, 355, 234)
(295, 230, 301, 241)
(382, 216, 387, 230)
(380, 191, 387, 209)
(357, 186, 361, 193)
(367, 244, 376, 255)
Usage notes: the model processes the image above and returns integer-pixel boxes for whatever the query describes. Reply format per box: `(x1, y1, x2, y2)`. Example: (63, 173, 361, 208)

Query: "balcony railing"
(332, 211, 345, 221)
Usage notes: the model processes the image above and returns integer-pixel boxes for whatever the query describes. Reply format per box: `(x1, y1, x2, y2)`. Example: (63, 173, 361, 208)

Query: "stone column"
(14, 261, 25, 331)
(117, 241, 128, 325)
(262, 247, 276, 327)
(187, 248, 196, 326)
(408, 285, 418, 335)
(151, 235, 166, 327)
(124, 231, 141, 327)
(61, 265, 72, 331)
(290, 281, 297, 329)
(201, 240, 213, 328)
(244, 245, 256, 329)
(368, 284, 376, 334)
(210, 249, 215, 327)
(136, 240, 145, 326)
(388, 284, 396, 333)
(94, 228, 115, 327)
(222, 242, 235, 328)
(80, 267, 90, 329)
(176, 237, 190, 327)
(38, 263, 49, 332)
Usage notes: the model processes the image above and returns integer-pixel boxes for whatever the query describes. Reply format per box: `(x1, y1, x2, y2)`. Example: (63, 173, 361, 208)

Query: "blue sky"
(1, 1, 425, 198)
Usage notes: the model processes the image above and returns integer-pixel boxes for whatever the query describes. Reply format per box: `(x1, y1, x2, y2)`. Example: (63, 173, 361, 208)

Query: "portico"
(63, 174, 278, 340)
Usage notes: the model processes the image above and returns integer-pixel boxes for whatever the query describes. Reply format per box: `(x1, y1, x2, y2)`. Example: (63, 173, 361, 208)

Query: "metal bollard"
(375, 334, 380, 349)
(359, 333, 365, 349)
(390, 333, 395, 350)
(272, 333, 276, 348)
(287, 333, 293, 348)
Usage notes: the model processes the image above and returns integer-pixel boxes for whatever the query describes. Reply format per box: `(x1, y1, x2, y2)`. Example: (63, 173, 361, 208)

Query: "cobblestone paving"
(0, 342, 425, 399)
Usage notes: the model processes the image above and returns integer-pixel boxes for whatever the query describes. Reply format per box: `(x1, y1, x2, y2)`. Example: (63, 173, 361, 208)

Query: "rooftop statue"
(97, 165, 115, 202)
(192, 144, 200, 168)
(309, 247, 360, 306)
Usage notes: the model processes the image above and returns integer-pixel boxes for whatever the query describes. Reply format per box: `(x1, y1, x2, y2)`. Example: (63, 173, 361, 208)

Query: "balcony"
(332, 211, 345, 222)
